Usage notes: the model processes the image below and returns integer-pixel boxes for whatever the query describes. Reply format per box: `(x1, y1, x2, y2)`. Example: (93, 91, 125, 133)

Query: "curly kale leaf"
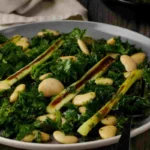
(79, 81, 115, 123)
(0, 33, 8, 44)
(60, 28, 86, 56)
(61, 103, 80, 134)
(114, 95, 150, 116)
(104, 57, 125, 88)
(0, 42, 30, 79)
(67, 28, 86, 39)
(0, 84, 46, 138)
(50, 53, 100, 86)
(143, 68, 150, 85)
(94, 37, 142, 55)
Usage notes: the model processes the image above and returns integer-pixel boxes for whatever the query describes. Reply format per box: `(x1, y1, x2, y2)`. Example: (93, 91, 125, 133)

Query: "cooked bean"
(37, 114, 56, 122)
(10, 92, 19, 103)
(53, 131, 78, 144)
(79, 106, 86, 114)
(77, 39, 90, 55)
(16, 37, 29, 50)
(60, 56, 77, 61)
(131, 52, 146, 65)
(15, 84, 26, 92)
(22, 134, 35, 142)
(99, 125, 117, 139)
(101, 115, 117, 125)
(33, 131, 50, 142)
(72, 92, 96, 106)
(38, 78, 64, 97)
(120, 55, 137, 72)
(10, 84, 26, 103)
(107, 38, 115, 45)
(39, 73, 52, 81)
(38, 29, 60, 36)
(95, 77, 113, 85)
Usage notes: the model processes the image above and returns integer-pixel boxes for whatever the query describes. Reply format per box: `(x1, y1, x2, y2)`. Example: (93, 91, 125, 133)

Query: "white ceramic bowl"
(0, 20, 150, 150)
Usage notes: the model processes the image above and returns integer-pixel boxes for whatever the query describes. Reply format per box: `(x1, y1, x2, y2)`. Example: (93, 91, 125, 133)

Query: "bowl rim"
(0, 20, 150, 149)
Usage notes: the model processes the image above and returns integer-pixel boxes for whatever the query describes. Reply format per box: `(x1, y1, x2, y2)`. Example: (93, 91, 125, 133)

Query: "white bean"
(120, 55, 137, 72)
(38, 78, 64, 97)
(16, 37, 29, 50)
(61, 117, 66, 124)
(39, 73, 51, 81)
(38, 29, 60, 36)
(131, 52, 146, 65)
(99, 125, 117, 139)
(37, 114, 56, 122)
(101, 115, 117, 125)
(10, 84, 26, 103)
(79, 106, 86, 114)
(95, 78, 113, 85)
(107, 38, 115, 45)
(77, 39, 90, 55)
(15, 84, 26, 92)
(53, 131, 78, 144)
(60, 56, 77, 61)
(10, 92, 19, 103)
(22, 134, 35, 142)
(72, 92, 96, 106)
(33, 130, 50, 142)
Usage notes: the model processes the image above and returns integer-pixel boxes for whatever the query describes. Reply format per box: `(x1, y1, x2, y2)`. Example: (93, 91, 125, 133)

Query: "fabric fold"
(0, 0, 87, 26)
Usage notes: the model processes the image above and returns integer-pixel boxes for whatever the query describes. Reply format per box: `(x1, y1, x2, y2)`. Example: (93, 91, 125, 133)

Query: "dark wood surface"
(1, 0, 150, 150)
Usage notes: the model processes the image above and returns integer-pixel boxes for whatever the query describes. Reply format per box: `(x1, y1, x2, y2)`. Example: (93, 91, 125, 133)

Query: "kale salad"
(0, 28, 150, 144)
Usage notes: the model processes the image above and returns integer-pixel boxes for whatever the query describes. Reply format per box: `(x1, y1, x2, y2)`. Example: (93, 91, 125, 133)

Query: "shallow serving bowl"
(0, 20, 150, 150)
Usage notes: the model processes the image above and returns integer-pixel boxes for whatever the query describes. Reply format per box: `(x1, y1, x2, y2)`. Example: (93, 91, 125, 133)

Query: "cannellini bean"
(15, 84, 26, 92)
(40, 132, 50, 142)
(60, 56, 77, 61)
(99, 125, 117, 139)
(0, 81, 10, 91)
(10, 92, 19, 103)
(95, 78, 113, 85)
(123, 72, 131, 78)
(10, 84, 26, 103)
(107, 38, 115, 45)
(61, 117, 66, 124)
(131, 52, 146, 65)
(38, 78, 64, 97)
(79, 106, 86, 114)
(77, 39, 90, 55)
(120, 55, 137, 72)
(72, 92, 96, 106)
(107, 53, 120, 59)
(38, 29, 60, 36)
(53, 131, 78, 144)
(16, 37, 29, 50)
(37, 114, 56, 122)
(39, 73, 52, 81)
(101, 115, 117, 125)
(22, 134, 35, 142)
(33, 131, 50, 142)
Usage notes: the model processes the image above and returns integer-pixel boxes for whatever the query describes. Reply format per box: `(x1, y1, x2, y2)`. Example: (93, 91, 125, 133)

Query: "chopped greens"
(0, 28, 149, 144)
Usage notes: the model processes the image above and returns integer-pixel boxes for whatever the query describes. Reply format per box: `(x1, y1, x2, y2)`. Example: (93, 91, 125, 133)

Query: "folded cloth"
(0, 0, 87, 26)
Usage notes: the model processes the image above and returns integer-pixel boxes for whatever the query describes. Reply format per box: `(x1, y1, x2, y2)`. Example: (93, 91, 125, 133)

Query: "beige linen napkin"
(0, 0, 87, 29)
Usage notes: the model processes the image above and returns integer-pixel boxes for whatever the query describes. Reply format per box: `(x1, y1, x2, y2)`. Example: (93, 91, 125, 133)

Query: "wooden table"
(1, 0, 150, 149)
